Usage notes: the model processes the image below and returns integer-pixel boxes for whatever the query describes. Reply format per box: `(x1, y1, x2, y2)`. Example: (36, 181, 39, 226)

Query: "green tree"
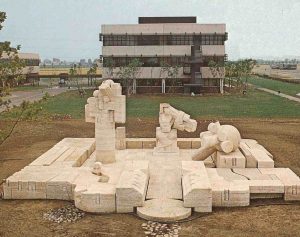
(69, 64, 85, 96)
(105, 57, 115, 78)
(160, 61, 181, 93)
(208, 59, 225, 93)
(87, 63, 97, 86)
(117, 58, 142, 96)
(224, 59, 256, 92)
(0, 12, 25, 104)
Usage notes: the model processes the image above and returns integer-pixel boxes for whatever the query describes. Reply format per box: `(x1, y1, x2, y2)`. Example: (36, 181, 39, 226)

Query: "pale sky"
(0, 0, 300, 61)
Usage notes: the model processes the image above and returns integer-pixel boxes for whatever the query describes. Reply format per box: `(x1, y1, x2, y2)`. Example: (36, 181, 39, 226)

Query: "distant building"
(80, 59, 87, 66)
(52, 58, 60, 66)
(43, 59, 52, 66)
(100, 16, 228, 94)
(1, 52, 40, 84)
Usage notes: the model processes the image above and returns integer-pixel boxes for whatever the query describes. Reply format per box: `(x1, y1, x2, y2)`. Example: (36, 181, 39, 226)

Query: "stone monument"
(85, 80, 125, 163)
(192, 121, 241, 161)
(154, 103, 197, 154)
(3, 80, 300, 222)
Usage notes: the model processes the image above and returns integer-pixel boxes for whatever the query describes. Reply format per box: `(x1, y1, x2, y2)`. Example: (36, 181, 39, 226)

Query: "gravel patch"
(142, 221, 181, 237)
(43, 204, 85, 223)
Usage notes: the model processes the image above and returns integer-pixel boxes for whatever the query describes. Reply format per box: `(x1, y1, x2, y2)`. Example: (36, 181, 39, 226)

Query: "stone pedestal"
(153, 127, 179, 155)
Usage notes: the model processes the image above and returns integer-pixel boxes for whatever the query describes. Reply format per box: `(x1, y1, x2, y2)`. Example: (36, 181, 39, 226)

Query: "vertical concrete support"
(133, 78, 137, 94)
(220, 78, 224, 94)
(162, 78, 166, 94)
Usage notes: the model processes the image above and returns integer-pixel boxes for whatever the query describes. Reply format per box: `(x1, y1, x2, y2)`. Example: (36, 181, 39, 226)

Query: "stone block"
(115, 127, 126, 150)
(154, 128, 179, 154)
(216, 168, 248, 181)
(203, 156, 216, 168)
(46, 171, 79, 200)
(95, 150, 116, 164)
(116, 170, 148, 213)
(214, 149, 246, 168)
(29, 145, 69, 166)
(124, 160, 149, 174)
(249, 149, 274, 168)
(177, 139, 192, 149)
(259, 168, 300, 201)
(232, 168, 274, 180)
(182, 162, 212, 212)
(191, 139, 201, 149)
(126, 139, 143, 149)
(242, 139, 273, 158)
(181, 161, 204, 176)
(246, 180, 284, 194)
(207, 169, 250, 207)
(74, 183, 116, 213)
(142, 139, 156, 149)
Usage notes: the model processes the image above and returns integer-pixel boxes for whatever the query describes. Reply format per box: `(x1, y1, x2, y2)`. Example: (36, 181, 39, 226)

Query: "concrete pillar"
(162, 79, 166, 94)
(220, 78, 224, 94)
(133, 78, 137, 94)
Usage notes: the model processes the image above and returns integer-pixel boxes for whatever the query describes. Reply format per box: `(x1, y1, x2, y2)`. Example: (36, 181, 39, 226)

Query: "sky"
(0, 0, 300, 61)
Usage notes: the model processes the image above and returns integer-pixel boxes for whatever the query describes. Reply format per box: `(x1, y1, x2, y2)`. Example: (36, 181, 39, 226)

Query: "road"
(0, 87, 69, 113)
(257, 87, 300, 103)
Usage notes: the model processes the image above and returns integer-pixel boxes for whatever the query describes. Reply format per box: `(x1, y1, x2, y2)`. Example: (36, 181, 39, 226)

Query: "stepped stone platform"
(3, 137, 300, 221)
(3, 80, 300, 222)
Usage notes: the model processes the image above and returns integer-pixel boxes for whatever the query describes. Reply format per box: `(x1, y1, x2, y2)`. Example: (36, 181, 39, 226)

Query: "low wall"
(125, 138, 201, 149)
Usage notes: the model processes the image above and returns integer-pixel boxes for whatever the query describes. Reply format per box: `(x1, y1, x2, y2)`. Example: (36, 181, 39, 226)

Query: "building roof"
(138, 17, 197, 24)
(18, 53, 40, 60)
(1, 52, 40, 60)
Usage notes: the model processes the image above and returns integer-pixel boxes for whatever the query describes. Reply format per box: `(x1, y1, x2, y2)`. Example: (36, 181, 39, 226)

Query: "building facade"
(1, 52, 40, 83)
(100, 17, 227, 94)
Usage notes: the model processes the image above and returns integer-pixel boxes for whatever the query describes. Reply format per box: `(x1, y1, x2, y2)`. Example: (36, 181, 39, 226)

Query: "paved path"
(0, 87, 69, 113)
(146, 157, 182, 200)
(257, 87, 300, 103)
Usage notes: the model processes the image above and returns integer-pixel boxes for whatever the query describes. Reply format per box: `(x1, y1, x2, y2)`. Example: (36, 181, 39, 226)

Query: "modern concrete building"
(1, 52, 40, 83)
(100, 17, 227, 94)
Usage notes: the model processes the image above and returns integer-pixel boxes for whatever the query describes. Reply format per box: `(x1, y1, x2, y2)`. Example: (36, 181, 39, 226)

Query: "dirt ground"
(0, 118, 300, 237)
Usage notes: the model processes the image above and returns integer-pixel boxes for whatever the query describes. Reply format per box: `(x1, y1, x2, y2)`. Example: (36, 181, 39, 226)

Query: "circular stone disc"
(137, 199, 191, 222)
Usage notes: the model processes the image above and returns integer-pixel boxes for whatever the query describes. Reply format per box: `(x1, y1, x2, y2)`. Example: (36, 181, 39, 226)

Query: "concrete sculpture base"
(3, 137, 300, 222)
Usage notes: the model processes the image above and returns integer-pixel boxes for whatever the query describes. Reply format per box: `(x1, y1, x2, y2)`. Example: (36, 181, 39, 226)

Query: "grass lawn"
(242, 76, 300, 96)
(1, 88, 300, 120)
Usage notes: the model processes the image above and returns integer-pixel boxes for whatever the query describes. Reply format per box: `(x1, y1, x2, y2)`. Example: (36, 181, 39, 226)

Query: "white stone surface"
(154, 103, 197, 154)
(259, 168, 300, 200)
(116, 170, 148, 213)
(213, 149, 246, 168)
(182, 161, 212, 212)
(115, 127, 126, 150)
(193, 122, 242, 161)
(85, 80, 126, 163)
(137, 199, 191, 222)
(146, 156, 182, 200)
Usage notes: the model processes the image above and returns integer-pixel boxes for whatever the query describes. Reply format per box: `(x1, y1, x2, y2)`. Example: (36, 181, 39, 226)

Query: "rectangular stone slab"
(116, 170, 148, 213)
(182, 161, 212, 212)
(146, 157, 182, 200)
(259, 168, 300, 200)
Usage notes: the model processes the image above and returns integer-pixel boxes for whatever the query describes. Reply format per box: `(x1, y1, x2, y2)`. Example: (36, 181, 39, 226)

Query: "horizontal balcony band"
(102, 45, 225, 57)
(101, 24, 226, 35)
(103, 66, 224, 79)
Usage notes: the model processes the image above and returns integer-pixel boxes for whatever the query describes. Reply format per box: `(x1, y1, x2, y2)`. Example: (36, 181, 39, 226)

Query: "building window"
(103, 56, 191, 67)
(102, 34, 226, 46)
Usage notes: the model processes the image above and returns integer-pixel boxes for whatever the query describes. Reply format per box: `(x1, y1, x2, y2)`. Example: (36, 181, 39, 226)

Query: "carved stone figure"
(192, 121, 241, 161)
(154, 103, 197, 154)
(85, 80, 126, 163)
